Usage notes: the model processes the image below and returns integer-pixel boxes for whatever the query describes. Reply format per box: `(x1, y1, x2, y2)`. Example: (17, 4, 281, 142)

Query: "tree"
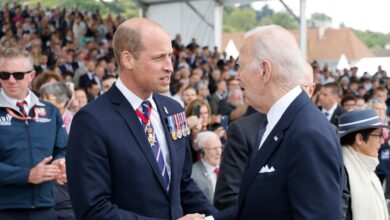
(256, 4, 274, 21)
(308, 12, 332, 28)
(270, 12, 298, 30)
(223, 6, 258, 32)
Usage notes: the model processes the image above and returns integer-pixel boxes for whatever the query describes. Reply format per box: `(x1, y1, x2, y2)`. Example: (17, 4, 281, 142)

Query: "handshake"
(179, 213, 210, 220)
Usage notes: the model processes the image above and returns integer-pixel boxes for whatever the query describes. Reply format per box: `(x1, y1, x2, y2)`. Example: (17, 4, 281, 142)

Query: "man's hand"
(178, 213, 205, 220)
(28, 156, 60, 184)
(52, 158, 67, 185)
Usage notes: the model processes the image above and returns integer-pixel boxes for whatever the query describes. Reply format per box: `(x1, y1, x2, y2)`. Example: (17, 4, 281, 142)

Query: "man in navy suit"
(214, 62, 315, 210)
(66, 18, 216, 220)
(211, 25, 343, 220)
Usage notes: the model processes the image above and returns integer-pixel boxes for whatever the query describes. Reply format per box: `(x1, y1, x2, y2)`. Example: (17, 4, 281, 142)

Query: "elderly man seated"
(191, 131, 223, 204)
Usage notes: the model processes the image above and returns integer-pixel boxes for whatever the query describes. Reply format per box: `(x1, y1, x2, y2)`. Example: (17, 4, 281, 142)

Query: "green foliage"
(256, 4, 274, 21)
(265, 12, 298, 29)
(353, 29, 390, 50)
(308, 12, 332, 28)
(223, 5, 298, 32)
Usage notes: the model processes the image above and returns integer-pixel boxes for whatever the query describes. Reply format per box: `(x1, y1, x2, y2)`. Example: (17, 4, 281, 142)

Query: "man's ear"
(261, 60, 272, 82)
(120, 51, 134, 70)
(30, 70, 36, 79)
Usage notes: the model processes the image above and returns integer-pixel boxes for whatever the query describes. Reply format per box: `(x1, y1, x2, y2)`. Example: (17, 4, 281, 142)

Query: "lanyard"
(6, 107, 39, 121)
(135, 106, 152, 124)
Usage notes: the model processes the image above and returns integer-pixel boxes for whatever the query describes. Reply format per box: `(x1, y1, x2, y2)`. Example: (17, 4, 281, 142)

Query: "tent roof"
(133, 0, 258, 6)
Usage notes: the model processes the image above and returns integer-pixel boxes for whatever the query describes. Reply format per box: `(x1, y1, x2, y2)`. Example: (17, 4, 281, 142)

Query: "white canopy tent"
(355, 57, 390, 77)
(336, 54, 351, 70)
(132, 0, 308, 59)
(225, 39, 239, 59)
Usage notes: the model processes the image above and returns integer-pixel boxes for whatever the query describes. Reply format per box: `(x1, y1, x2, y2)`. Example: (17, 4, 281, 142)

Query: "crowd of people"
(1, 2, 390, 220)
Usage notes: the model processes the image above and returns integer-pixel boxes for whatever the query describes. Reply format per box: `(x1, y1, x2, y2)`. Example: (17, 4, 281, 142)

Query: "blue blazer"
(215, 92, 343, 220)
(66, 85, 216, 220)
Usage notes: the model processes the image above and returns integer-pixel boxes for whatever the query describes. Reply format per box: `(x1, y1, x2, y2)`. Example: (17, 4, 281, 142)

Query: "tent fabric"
(133, 0, 267, 50)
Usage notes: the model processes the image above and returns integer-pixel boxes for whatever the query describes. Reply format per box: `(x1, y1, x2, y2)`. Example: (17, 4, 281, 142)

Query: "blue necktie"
(255, 118, 268, 150)
(140, 100, 170, 190)
(248, 118, 268, 165)
(324, 112, 329, 118)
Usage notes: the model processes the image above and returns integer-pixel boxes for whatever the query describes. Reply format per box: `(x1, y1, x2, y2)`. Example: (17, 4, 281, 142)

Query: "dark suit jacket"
(215, 92, 343, 220)
(320, 105, 346, 127)
(214, 112, 266, 210)
(66, 85, 216, 220)
(78, 73, 93, 89)
(330, 105, 347, 126)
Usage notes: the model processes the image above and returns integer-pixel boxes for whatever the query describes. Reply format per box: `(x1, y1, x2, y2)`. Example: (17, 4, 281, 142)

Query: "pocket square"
(259, 165, 275, 173)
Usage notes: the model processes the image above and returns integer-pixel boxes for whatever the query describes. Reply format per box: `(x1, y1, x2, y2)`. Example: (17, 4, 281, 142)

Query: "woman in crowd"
(339, 109, 389, 220)
(39, 82, 74, 133)
(185, 99, 226, 161)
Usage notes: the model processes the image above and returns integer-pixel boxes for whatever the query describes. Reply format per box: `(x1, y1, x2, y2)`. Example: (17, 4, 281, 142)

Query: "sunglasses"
(0, 70, 33, 80)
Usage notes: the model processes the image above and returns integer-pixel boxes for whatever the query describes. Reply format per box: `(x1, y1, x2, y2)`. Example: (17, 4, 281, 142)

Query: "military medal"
(135, 102, 156, 146)
(174, 114, 182, 138)
(179, 112, 187, 137)
(146, 122, 155, 146)
(182, 112, 191, 136)
(167, 116, 177, 140)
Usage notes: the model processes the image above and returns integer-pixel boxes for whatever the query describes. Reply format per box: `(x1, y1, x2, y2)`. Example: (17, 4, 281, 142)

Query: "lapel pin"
(274, 136, 278, 141)
(164, 106, 168, 114)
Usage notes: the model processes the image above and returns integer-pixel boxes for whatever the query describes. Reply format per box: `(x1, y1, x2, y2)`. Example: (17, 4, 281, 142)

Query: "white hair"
(195, 131, 219, 150)
(245, 25, 307, 85)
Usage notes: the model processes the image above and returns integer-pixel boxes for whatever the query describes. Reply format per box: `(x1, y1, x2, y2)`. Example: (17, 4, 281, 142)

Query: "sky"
(251, 0, 390, 34)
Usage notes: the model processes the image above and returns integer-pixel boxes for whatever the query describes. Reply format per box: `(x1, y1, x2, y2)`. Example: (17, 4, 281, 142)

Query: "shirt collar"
(266, 86, 302, 129)
(115, 77, 156, 112)
(1, 89, 32, 108)
(201, 159, 218, 173)
(323, 103, 338, 116)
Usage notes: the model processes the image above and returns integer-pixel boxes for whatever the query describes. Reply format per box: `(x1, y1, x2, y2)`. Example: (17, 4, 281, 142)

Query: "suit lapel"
(153, 95, 177, 198)
(108, 87, 168, 196)
(238, 92, 310, 207)
(199, 162, 214, 195)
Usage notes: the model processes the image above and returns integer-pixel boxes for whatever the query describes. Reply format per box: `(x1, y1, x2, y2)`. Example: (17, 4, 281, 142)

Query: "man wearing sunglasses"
(0, 47, 68, 220)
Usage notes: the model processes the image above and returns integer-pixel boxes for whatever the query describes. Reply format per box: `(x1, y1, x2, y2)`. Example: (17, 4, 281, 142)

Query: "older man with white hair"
(212, 25, 343, 220)
(191, 131, 223, 204)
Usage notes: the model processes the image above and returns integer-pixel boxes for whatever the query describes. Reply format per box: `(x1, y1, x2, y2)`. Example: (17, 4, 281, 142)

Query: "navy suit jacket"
(215, 92, 343, 220)
(214, 112, 266, 209)
(66, 85, 216, 220)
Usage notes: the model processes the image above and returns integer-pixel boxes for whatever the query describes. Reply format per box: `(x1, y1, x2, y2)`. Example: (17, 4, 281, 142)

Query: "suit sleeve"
(287, 127, 343, 220)
(66, 110, 163, 220)
(214, 121, 250, 210)
(180, 138, 218, 215)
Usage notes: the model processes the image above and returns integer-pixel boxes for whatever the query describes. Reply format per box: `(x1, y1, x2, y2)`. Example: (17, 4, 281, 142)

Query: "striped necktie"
(16, 101, 28, 117)
(140, 100, 170, 190)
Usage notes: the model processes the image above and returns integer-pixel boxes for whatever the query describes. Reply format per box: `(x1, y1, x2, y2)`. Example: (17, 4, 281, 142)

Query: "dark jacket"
(0, 91, 67, 209)
(66, 85, 217, 220)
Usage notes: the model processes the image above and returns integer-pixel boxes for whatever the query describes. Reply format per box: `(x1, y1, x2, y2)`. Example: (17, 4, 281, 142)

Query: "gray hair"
(195, 131, 219, 150)
(0, 47, 33, 70)
(194, 80, 209, 92)
(39, 82, 72, 105)
(245, 25, 306, 85)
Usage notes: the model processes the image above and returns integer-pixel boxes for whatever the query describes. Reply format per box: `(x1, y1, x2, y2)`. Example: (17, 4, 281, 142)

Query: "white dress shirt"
(115, 78, 171, 178)
(259, 86, 302, 149)
(1, 89, 32, 113)
(322, 103, 337, 121)
(201, 159, 218, 193)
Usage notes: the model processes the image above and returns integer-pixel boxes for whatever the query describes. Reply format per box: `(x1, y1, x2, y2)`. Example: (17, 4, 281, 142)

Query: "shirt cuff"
(205, 216, 214, 220)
